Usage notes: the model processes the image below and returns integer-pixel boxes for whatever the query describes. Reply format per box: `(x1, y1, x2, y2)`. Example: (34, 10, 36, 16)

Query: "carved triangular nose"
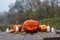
(30, 22, 34, 28)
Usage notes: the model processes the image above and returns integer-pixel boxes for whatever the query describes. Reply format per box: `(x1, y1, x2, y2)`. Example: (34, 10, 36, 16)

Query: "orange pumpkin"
(9, 29, 15, 33)
(40, 25, 47, 32)
(23, 20, 39, 33)
(38, 25, 41, 31)
(13, 24, 21, 32)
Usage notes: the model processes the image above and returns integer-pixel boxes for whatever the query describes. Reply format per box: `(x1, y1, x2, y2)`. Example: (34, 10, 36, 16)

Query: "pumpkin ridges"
(38, 25, 42, 31)
(23, 20, 39, 33)
(9, 29, 15, 33)
(13, 24, 21, 32)
(39, 25, 47, 32)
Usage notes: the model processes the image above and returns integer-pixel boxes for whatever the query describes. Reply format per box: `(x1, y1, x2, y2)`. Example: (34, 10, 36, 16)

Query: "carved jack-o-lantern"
(23, 20, 39, 33)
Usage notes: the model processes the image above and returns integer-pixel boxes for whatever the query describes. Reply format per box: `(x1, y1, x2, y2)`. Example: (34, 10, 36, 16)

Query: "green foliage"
(1, 0, 60, 31)
(0, 25, 13, 32)
(0, 17, 60, 32)
(29, 11, 36, 19)
(39, 18, 60, 30)
(8, 0, 60, 24)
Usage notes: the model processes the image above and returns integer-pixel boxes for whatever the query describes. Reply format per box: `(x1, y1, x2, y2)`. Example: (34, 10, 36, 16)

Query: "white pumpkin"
(47, 25, 50, 32)
(51, 27, 55, 34)
(6, 28, 9, 32)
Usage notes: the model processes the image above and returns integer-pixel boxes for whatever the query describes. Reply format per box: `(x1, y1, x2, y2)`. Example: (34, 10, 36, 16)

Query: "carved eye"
(23, 20, 39, 33)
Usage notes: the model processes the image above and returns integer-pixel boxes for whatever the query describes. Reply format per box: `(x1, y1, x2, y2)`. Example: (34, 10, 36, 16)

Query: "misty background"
(0, 0, 60, 24)
(0, 0, 15, 12)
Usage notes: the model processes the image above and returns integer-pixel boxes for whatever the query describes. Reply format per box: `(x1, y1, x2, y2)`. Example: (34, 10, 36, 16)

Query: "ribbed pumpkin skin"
(13, 24, 21, 31)
(40, 25, 47, 32)
(10, 29, 15, 33)
(38, 25, 41, 31)
(23, 20, 39, 33)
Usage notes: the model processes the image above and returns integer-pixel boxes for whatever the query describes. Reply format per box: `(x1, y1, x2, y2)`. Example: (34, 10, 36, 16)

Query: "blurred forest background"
(0, 0, 60, 31)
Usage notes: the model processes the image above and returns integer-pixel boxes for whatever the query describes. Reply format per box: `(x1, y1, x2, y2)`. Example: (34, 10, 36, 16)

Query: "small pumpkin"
(13, 24, 21, 32)
(38, 25, 41, 31)
(40, 25, 47, 32)
(47, 25, 50, 32)
(23, 20, 39, 33)
(9, 29, 15, 33)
